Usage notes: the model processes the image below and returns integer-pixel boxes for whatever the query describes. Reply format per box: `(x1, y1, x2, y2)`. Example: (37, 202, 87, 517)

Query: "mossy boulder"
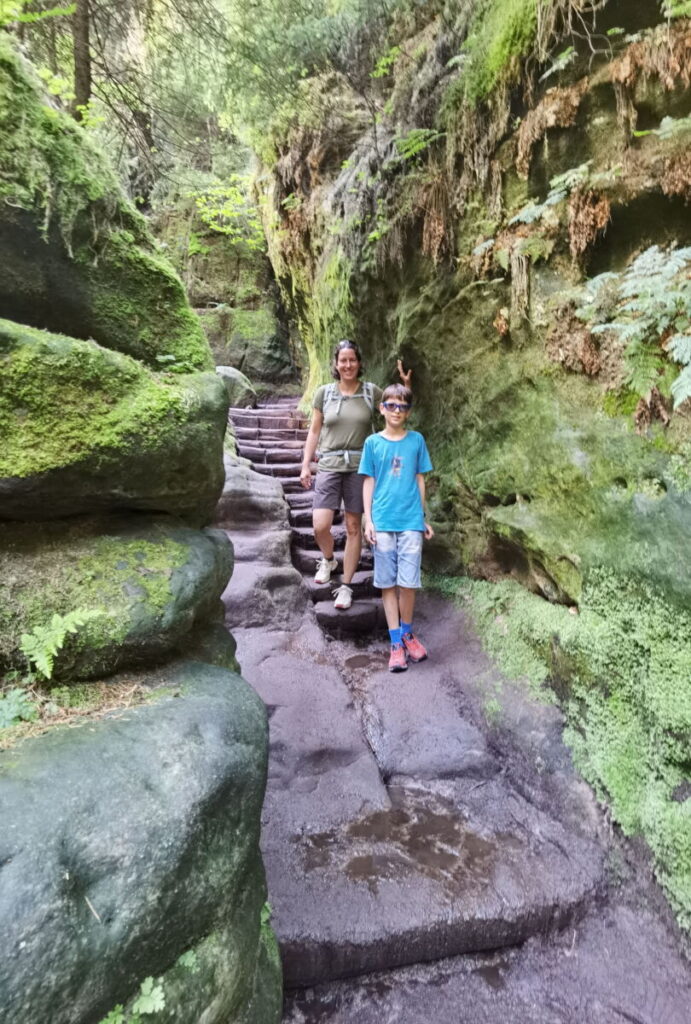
(216, 365, 257, 408)
(0, 36, 210, 371)
(0, 515, 233, 681)
(0, 660, 282, 1024)
(0, 319, 228, 524)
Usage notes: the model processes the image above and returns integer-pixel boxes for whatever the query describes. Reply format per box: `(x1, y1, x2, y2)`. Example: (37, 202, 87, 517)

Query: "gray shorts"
(312, 470, 364, 515)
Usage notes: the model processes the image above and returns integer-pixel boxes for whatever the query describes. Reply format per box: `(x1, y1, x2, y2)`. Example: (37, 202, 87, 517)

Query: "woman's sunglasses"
(382, 401, 410, 412)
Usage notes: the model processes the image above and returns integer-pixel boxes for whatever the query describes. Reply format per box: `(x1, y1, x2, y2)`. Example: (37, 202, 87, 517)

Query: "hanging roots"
(510, 250, 530, 320)
(516, 80, 589, 178)
(568, 189, 610, 261)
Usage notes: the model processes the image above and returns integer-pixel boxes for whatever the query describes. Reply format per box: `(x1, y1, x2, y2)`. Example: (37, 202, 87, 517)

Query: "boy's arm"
(416, 473, 434, 540)
(362, 476, 377, 545)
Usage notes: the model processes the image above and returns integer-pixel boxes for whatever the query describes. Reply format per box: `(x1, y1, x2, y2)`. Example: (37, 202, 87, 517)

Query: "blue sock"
(388, 626, 402, 645)
(400, 621, 412, 638)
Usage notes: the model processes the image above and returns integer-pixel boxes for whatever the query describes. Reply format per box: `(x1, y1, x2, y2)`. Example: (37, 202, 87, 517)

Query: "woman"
(299, 339, 411, 610)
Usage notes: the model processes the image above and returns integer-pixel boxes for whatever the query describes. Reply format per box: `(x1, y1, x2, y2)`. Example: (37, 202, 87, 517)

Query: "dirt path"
(217, 401, 691, 1023)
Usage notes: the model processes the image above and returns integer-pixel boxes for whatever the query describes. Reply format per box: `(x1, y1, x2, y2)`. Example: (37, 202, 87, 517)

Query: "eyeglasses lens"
(383, 402, 410, 412)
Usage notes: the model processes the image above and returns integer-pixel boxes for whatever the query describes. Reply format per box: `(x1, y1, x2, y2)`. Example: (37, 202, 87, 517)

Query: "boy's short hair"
(381, 383, 413, 407)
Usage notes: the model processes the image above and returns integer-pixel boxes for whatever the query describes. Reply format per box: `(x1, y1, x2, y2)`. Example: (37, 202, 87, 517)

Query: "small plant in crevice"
(19, 608, 104, 682)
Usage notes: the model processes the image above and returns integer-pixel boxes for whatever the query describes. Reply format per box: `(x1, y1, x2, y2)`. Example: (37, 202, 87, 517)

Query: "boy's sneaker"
(402, 631, 427, 662)
(333, 584, 353, 610)
(388, 643, 408, 673)
(314, 556, 338, 584)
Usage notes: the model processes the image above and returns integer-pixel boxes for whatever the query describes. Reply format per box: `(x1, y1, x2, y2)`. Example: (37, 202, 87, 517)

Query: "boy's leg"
(396, 532, 428, 662)
(381, 587, 401, 630)
(398, 587, 416, 626)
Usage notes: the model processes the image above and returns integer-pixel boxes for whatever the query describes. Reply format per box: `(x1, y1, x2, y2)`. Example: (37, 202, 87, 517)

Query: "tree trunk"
(72, 0, 91, 120)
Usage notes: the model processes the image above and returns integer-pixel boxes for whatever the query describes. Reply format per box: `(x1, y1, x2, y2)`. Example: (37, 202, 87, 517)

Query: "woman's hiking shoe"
(402, 631, 427, 662)
(314, 556, 338, 584)
(333, 584, 353, 610)
(388, 643, 408, 673)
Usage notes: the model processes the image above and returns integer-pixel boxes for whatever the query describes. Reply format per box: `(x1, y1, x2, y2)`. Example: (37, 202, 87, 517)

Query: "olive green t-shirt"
(313, 382, 383, 472)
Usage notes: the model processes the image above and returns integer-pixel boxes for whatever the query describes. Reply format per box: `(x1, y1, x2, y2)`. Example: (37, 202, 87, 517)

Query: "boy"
(359, 383, 434, 672)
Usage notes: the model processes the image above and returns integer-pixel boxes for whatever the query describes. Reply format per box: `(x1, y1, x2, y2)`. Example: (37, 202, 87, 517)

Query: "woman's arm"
(397, 359, 413, 389)
(362, 475, 376, 545)
(300, 408, 323, 489)
(416, 473, 434, 539)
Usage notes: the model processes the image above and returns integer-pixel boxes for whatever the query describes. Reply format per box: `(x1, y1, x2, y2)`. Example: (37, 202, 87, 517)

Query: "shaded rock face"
(259, 2, 691, 930)
(0, 36, 280, 1024)
(152, 201, 299, 390)
(0, 663, 278, 1024)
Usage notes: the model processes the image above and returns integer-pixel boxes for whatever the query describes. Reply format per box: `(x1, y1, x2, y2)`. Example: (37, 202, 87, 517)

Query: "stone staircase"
(230, 398, 385, 638)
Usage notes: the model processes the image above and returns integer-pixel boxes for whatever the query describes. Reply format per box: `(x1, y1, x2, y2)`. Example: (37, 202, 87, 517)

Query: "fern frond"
(672, 365, 691, 408)
(667, 335, 691, 365)
(20, 608, 104, 680)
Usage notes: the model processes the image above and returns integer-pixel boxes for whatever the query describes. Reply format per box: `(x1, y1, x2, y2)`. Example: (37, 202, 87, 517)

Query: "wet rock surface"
(221, 400, 691, 1021)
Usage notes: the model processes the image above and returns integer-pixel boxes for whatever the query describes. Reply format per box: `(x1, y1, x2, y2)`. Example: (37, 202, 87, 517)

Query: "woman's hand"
(397, 358, 413, 388)
(424, 522, 434, 540)
(300, 465, 313, 489)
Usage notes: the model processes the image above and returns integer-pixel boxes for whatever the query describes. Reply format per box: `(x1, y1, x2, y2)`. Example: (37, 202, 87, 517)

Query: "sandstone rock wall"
(259, 1, 691, 930)
(0, 37, 281, 1024)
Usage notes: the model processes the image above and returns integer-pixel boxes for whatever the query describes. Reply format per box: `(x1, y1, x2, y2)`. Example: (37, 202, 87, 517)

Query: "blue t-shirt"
(359, 430, 433, 532)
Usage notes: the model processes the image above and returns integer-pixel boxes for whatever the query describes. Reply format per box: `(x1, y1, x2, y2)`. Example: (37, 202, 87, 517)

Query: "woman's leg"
(342, 511, 362, 584)
(313, 507, 336, 559)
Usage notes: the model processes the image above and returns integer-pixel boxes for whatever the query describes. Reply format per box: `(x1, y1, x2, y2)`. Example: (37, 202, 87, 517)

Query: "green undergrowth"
(456, 0, 540, 106)
(430, 570, 691, 931)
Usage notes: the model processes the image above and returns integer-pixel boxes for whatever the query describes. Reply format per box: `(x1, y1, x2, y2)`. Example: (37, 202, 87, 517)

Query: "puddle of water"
(474, 964, 506, 990)
(300, 790, 500, 895)
(344, 651, 388, 670)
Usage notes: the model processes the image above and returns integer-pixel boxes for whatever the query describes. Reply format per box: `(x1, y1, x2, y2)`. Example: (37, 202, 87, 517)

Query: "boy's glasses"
(382, 401, 410, 412)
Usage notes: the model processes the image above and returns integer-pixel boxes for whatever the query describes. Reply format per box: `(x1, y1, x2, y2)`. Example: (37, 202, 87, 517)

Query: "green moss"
(0, 319, 201, 479)
(436, 570, 691, 930)
(0, 37, 212, 371)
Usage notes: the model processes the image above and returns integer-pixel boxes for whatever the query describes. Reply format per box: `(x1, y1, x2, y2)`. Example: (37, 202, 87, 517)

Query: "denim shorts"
(373, 530, 423, 589)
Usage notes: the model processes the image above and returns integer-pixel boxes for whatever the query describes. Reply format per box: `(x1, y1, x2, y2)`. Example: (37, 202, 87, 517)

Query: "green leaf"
(132, 977, 165, 1016)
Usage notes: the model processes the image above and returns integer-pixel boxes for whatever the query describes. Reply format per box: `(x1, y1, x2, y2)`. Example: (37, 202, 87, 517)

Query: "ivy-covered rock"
(0, 36, 211, 371)
(0, 661, 281, 1024)
(0, 515, 233, 681)
(0, 319, 227, 524)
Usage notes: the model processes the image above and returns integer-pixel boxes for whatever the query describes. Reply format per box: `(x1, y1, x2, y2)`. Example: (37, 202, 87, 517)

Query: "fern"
(393, 128, 445, 162)
(577, 244, 691, 404)
(509, 162, 590, 225)
(0, 688, 39, 729)
(20, 608, 103, 681)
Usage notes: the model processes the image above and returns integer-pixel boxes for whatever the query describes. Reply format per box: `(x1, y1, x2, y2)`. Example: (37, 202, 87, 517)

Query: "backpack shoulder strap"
(363, 380, 374, 413)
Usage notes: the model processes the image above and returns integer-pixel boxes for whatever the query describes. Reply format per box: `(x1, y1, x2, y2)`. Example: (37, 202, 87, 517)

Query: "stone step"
(293, 546, 372, 575)
(291, 525, 346, 550)
(304, 570, 377, 604)
(234, 426, 309, 442)
(281, 479, 309, 494)
(285, 491, 315, 509)
(252, 462, 306, 478)
(238, 446, 306, 464)
(315, 599, 386, 637)
(240, 437, 306, 451)
(289, 508, 343, 528)
(230, 412, 308, 430)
